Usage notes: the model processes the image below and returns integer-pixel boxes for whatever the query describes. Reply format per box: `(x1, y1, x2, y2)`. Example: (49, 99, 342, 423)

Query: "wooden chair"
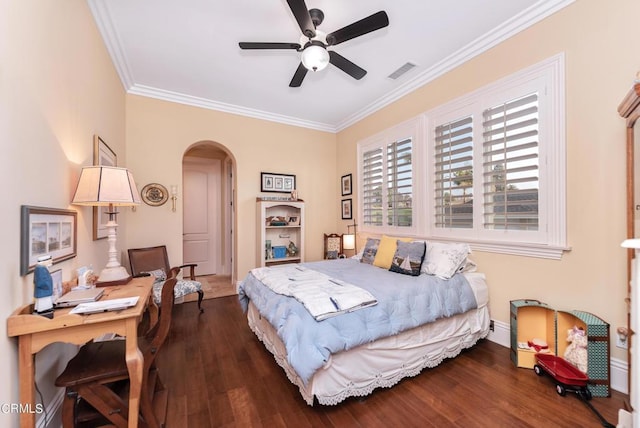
(324, 233, 343, 259)
(128, 245, 204, 313)
(55, 277, 178, 428)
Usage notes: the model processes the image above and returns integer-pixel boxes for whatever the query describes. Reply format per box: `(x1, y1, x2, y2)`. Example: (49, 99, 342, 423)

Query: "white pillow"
(422, 242, 470, 279)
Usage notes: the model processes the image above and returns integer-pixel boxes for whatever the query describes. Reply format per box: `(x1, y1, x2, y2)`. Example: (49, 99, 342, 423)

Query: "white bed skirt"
(247, 300, 491, 405)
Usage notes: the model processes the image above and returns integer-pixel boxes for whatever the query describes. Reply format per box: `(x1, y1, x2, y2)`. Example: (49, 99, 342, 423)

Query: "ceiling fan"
(239, 0, 389, 87)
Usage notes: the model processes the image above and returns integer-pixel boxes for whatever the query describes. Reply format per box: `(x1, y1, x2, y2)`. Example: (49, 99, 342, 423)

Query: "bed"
(238, 242, 490, 406)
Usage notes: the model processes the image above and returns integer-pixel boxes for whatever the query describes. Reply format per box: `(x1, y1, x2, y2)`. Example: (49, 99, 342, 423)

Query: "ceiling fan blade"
(239, 42, 301, 50)
(289, 62, 308, 87)
(286, 0, 316, 38)
(329, 51, 367, 80)
(326, 11, 389, 46)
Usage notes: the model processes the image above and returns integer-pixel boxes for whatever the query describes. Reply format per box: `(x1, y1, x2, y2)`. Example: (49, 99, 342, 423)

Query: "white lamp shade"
(343, 234, 355, 251)
(72, 166, 140, 206)
(301, 44, 329, 71)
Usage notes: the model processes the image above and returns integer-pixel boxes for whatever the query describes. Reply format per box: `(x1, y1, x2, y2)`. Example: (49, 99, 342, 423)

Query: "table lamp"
(72, 165, 140, 286)
(343, 219, 358, 254)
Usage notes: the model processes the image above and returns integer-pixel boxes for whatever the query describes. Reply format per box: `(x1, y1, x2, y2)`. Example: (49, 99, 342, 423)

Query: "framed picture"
(20, 206, 77, 275)
(51, 269, 63, 302)
(93, 135, 116, 240)
(141, 183, 169, 206)
(341, 173, 352, 196)
(261, 172, 296, 193)
(341, 198, 353, 220)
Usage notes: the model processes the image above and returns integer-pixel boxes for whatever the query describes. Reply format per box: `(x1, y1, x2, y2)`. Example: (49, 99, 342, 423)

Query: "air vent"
(387, 62, 417, 80)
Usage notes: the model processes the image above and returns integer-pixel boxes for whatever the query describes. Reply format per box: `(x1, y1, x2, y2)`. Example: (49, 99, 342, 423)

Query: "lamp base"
(95, 265, 132, 287)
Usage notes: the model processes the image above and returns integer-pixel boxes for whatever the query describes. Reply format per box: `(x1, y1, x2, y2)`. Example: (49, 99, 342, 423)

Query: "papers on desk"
(69, 297, 139, 315)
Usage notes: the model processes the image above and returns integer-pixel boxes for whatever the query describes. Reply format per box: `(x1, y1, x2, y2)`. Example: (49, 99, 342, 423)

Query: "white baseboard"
(487, 319, 629, 394)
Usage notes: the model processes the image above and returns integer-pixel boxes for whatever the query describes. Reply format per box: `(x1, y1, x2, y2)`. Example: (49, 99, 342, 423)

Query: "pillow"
(422, 242, 470, 279)
(326, 250, 338, 259)
(457, 258, 477, 274)
(389, 241, 426, 276)
(373, 235, 412, 269)
(360, 238, 380, 264)
(143, 268, 167, 283)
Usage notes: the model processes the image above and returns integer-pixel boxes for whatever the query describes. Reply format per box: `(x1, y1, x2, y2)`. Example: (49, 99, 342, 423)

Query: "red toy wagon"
(533, 353, 615, 427)
(533, 353, 591, 399)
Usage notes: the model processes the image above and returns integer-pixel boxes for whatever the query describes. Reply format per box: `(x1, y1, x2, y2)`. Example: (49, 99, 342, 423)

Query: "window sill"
(456, 239, 571, 260)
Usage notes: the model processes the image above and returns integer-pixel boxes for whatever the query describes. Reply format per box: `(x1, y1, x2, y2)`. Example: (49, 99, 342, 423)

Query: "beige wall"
(337, 0, 638, 362)
(0, 0, 127, 425)
(2, 0, 638, 425)
(124, 95, 338, 280)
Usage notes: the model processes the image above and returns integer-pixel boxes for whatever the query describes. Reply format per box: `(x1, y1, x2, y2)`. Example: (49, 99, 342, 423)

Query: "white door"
(182, 158, 221, 275)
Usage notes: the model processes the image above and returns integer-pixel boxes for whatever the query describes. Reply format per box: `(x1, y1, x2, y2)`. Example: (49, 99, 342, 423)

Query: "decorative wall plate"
(141, 183, 169, 206)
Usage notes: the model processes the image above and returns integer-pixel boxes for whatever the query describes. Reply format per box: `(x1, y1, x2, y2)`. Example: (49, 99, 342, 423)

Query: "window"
(356, 54, 566, 259)
(426, 54, 566, 258)
(434, 116, 474, 229)
(358, 119, 419, 235)
(482, 93, 539, 231)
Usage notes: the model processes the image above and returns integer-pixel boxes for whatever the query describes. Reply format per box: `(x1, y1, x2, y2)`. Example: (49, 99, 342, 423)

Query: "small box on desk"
(273, 246, 287, 259)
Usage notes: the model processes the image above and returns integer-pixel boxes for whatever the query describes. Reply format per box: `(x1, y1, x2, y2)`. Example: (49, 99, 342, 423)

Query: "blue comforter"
(238, 259, 478, 385)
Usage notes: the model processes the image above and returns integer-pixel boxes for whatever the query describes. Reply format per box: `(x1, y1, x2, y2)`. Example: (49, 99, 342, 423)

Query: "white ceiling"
(88, 0, 572, 132)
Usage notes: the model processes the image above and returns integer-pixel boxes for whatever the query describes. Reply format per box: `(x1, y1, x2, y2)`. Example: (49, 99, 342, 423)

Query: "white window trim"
(357, 117, 423, 237)
(356, 54, 568, 259)
(424, 53, 567, 259)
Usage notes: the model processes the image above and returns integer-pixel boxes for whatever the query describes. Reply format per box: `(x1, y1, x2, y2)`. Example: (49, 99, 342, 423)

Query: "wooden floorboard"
(156, 296, 628, 428)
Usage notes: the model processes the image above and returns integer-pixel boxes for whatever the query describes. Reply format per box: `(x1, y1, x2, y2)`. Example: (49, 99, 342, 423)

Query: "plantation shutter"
(362, 147, 383, 226)
(434, 116, 473, 229)
(482, 93, 539, 230)
(387, 138, 412, 227)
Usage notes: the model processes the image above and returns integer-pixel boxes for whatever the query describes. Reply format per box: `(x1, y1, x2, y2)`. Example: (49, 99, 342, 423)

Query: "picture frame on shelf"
(51, 269, 63, 302)
(341, 173, 352, 196)
(92, 135, 116, 240)
(287, 216, 299, 226)
(341, 198, 353, 220)
(20, 206, 77, 275)
(261, 172, 296, 193)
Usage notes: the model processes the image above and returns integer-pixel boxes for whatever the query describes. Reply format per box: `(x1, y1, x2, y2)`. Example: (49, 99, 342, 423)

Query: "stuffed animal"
(564, 326, 588, 373)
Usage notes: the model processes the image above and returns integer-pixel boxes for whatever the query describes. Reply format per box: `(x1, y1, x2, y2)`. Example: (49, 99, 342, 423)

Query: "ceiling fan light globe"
(301, 45, 329, 72)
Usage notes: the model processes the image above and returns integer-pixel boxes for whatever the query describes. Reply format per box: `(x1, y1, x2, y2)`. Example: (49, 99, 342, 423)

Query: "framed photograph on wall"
(93, 135, 116, 240)
(20, 206, 77, 275)
(261, 172, 296, 193)
(341, 173, 352, 196)
(341, 198, 353, 220)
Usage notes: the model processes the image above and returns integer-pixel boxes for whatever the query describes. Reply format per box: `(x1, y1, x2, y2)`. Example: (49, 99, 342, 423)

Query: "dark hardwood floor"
(156, 297, 628, 427)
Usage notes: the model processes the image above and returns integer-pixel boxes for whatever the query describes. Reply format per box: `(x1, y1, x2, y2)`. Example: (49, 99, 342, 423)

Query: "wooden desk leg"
(18, 335, 36, 428)
(125, 318, 144, 428)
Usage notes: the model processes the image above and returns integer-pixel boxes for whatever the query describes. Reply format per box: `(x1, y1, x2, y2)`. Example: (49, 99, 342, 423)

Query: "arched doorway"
(182, 142, 236, 283)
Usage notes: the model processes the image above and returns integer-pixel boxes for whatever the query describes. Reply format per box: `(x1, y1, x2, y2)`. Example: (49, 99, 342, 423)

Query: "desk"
(7, 276, 154, 428)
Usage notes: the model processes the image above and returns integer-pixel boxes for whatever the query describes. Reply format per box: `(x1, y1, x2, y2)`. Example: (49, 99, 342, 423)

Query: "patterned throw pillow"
(389, 241, 426, 276)
(422, 242, 470, 279)
(360, 238, 380, 264)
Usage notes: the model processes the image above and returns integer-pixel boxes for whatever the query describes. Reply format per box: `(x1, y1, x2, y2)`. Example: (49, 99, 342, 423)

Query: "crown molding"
(128, 85, 337, 133)
(89, 0, 574, 134)
(334, 0, 575, 131)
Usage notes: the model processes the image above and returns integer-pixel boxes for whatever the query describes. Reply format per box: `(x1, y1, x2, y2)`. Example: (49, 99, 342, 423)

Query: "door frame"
(182, 144, 237, 282)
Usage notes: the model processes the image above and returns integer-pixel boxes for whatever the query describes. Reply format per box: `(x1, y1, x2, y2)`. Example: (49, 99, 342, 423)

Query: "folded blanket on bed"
(251, 265, 377, 321)
(239, 259, 479, 385)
